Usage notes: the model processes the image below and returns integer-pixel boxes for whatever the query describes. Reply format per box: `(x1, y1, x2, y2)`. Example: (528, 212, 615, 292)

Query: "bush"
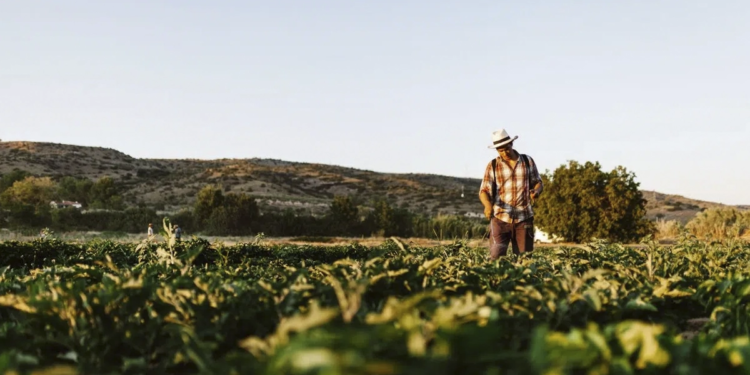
(411, 214, 487, 239)
(169, 210, 196, 234)
(329, 196, 359, 235)
(654, 219, 681, 241)
(290, 236, 336, 243)
(534, 161, 654, 243)
(686, 207, 750, 240)
(194, 185, 260, 235)
(51, 207, 84, 231)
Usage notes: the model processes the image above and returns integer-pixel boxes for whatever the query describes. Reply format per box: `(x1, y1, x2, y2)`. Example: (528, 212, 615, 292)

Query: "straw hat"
(487, 129, 518, 149)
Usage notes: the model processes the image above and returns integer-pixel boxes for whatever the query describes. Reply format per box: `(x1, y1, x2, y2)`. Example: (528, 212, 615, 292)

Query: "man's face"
(496, 142, 514, 158)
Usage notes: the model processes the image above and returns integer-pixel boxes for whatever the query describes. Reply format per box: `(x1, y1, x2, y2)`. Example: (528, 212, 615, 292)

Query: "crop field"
(1, 234, 749, 374)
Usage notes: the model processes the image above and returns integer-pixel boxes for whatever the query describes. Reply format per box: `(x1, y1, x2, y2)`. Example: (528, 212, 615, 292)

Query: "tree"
(534, 161, 654, 243)
(89, 177, 124, 210)
(194, 185, 225, 229)
(168, 210, 195, 234)
(329, 196, 359, 235)
(0, 176, 58, 227)
(365, 199, 393, 236)
(0, 169, 31, 195)
(220, 193, 260, 235)
(0, 177, 57, 209)
(390, 207, 414, 237)
(57, 177, 93, 206)
(121, 207, 160, 233)
(51, 207, 84, 231)
(206, 207, 232, 235)
(194, 185, 260, 235)
(364, 200, 414, 237)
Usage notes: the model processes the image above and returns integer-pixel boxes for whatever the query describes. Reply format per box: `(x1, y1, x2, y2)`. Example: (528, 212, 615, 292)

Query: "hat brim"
(487, 136, 518, 149)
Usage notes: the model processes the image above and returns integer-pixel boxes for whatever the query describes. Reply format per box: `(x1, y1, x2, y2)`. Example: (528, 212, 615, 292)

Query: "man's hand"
(484, 205, 493, 220)
(530, 183, 542, 203)
(530, 187, 541, 202)
(479, 191, 494, 220)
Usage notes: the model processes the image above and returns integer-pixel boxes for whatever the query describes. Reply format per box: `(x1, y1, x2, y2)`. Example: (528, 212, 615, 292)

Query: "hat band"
(493, 136, 511, 146)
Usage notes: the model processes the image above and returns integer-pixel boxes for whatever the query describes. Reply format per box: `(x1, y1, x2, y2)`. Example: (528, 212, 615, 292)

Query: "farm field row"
(0, 237, 749, 374)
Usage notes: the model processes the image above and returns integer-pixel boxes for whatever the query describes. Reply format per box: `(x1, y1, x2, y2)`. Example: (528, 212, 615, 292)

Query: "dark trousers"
(488, 217, 534, 259)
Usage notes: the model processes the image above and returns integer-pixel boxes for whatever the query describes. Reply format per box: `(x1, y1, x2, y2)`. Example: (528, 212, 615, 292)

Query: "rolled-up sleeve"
(528, 156, 543, 195)
(479, 161, 494, 195)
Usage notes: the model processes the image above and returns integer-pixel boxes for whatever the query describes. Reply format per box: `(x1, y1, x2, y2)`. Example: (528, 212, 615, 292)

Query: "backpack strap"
(521, 154, 532, 204)
(491, 158, 497, 205)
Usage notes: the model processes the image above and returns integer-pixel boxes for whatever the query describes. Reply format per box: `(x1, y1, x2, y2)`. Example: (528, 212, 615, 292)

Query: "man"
(147, 223, 154, 238)
(478, 129, 543, 259)
(174, 225, 182, 242)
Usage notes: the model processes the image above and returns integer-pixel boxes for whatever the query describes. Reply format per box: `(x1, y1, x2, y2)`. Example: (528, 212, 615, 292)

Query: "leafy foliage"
(57, 176, 93, 206)
(0, 176, 57, 227)
(363, 199, 414, 237)
(0, 169, 31, 194)
(88, 177, 124, 210)
(535, 161, 655, 242)
(0, 173, 126, 229)
(329, 196, 359, 235)
(194, 185, 261, 235)
(687, 207, 750, 240)
(0, 176, 57, 209)
(0, 237, 749, 374)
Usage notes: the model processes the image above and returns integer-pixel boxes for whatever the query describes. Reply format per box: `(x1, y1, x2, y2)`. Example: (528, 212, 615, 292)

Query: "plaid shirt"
(479, 154, 543, 224)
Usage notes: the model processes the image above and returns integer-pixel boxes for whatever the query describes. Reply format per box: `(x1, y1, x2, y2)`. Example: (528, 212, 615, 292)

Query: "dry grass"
(654, 219, 682, 241)
(686, 207, 750, 240)
(0, 229, 576, 249)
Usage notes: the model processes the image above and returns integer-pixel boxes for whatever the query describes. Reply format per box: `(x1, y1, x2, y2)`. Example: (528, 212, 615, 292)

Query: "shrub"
(654, 219, 681, 241)
(534, 161, 654, 243)
(686, 207, 750, 240)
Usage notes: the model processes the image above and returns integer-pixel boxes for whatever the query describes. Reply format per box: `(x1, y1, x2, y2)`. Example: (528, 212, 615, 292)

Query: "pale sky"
(1, 1, 748, 204)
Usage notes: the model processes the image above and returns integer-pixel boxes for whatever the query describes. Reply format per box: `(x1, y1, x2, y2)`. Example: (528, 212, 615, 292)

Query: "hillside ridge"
(0, 141, 744, 223)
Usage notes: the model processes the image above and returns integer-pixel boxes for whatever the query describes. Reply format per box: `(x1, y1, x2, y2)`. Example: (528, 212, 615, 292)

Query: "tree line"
(0, 160, 660, 243)
(172, 186, 488, 239)
(0, 171, 486, 239)
(0, 170, 127, 229)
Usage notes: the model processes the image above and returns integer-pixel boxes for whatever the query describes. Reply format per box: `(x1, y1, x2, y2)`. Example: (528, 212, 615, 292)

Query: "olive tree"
(534, 161, 654, 243)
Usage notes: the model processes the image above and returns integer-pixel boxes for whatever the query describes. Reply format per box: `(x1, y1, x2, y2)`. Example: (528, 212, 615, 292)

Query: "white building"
(535, 229, 563, 244)
(464, 212, 485, 219)
(50, 201, 83, 209)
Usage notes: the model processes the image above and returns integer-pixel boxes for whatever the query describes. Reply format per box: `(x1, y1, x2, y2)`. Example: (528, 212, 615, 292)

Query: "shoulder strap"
(521, 154, 532, 202)
(491, 158, 497, 204)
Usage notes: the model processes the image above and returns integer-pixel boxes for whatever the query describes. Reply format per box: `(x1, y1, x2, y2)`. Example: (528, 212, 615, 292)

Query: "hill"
(0, 141, 744, 223)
